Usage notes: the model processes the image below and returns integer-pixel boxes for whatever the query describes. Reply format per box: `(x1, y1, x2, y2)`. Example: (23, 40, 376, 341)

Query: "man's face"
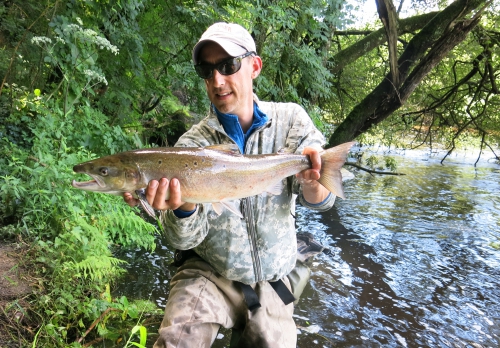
(198, 42, 259, 117)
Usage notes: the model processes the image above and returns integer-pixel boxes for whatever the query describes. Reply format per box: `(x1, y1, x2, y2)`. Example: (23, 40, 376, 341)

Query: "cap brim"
(192, 39, 248, 64)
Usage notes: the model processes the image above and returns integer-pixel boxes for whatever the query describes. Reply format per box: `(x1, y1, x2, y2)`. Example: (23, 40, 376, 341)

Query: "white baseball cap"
(192, 22, 257, 64)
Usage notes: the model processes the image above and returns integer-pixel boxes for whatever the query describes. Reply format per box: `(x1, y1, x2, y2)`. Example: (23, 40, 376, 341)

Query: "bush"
(0, 85, 157, 346)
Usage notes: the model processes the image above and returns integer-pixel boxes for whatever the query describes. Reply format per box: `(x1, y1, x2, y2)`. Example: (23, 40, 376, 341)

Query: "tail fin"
(318, 142, 356, 199)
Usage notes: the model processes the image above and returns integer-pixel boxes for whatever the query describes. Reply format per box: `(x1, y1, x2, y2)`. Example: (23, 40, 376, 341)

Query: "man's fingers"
(296, 169, 320, 182)
(152, 178, 169, 210)
(125, 178, 185, 211)
(123, 192, 139, 207)
(146, 179, 159, 204)
(298, 147, 322, 183)
(306, 169, 321, 181)
(303, 147, 321, 170)
(168, 178, 183, 209)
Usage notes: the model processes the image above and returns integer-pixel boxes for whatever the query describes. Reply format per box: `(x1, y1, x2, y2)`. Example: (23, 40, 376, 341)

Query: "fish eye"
(99, 167, 109, 176)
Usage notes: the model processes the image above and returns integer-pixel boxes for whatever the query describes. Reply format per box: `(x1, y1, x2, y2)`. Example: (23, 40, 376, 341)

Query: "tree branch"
(332, 30, 373, 36)
(345, 162, 406, 175)
(329, 11, 439, 75)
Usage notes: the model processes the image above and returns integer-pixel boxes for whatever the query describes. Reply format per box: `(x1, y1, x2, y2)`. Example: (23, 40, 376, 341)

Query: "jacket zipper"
(242, 126, 271, 283)
(241, 197, 263, 282)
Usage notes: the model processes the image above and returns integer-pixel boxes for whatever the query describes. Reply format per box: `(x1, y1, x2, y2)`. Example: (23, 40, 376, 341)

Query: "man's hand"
(296, 147, 330, 204)
(123, 177, 197, 212)
(296, 147, 321, 182)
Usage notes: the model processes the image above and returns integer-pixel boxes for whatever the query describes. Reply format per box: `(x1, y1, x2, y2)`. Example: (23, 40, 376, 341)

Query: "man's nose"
(212, 69, 225, 85)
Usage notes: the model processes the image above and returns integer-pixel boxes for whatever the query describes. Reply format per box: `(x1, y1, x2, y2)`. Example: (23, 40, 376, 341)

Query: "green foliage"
(247, 0, 345, 105)
(31, 15, 119, 115)
(0, 6, 178, 344)
(124, 325, 148, 348)
(0, 0, 498, 345)
(0, 95, 158, 343)
(363, 154, 398, 172)
(384, 157, 398, 172)
(33, 281, 160, 346)
(365, 154, 379, 169)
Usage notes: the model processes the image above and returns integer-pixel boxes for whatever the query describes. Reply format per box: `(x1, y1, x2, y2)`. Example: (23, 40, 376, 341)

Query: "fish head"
(72, 155, 144, 195)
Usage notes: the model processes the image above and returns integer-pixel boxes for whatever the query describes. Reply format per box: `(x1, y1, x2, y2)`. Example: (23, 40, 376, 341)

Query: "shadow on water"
(327, 207, 424, 346)
(292, 206, 427, 348)
(115, 153, 500, 347)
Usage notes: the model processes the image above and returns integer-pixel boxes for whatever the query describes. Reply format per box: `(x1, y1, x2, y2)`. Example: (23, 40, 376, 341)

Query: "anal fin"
(265, 180, 284, 195)
(212, 200, 243, 218)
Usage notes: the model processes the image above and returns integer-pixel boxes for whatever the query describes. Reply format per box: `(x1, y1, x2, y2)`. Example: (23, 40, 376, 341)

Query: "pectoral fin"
(135, 189, 156, 218)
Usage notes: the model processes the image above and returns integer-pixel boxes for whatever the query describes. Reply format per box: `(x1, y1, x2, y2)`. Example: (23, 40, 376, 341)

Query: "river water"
(115, 150, 500, 347)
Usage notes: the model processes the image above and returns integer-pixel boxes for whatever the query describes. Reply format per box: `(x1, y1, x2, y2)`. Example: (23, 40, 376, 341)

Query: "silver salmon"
(72, 142, 355, 217)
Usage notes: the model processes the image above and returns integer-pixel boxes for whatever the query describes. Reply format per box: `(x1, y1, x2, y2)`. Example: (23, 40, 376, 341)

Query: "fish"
(72, 142, 355, 218)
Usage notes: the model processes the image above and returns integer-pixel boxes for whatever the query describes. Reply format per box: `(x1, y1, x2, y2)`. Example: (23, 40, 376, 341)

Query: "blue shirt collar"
(213, 103, 268, 154)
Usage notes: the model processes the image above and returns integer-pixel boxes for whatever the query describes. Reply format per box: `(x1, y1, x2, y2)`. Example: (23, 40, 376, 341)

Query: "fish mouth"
(72, 175, 106, 189)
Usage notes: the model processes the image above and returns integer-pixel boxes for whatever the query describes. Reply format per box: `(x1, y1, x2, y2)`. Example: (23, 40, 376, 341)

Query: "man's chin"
(213, 103, 235, 115)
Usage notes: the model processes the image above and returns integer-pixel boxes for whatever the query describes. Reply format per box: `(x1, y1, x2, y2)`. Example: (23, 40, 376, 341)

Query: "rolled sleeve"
(298, 189, 336, 211)
(291, 177, 336, 211)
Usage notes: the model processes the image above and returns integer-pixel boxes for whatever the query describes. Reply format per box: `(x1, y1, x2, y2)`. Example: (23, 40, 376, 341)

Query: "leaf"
(129, 343, 146, 348)
(129, 325, 147, 347)
(127, 306, 139, 319)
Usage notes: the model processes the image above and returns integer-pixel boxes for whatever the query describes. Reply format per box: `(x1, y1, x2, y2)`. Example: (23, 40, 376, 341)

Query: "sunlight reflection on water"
(293, 152, 500, 347)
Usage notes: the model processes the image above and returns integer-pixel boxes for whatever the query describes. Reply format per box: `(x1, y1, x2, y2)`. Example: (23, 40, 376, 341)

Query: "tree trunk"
(328, 0, 487, 147)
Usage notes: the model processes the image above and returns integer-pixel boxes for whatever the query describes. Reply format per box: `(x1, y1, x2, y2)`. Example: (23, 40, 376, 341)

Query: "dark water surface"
(116, 152, 500, 347)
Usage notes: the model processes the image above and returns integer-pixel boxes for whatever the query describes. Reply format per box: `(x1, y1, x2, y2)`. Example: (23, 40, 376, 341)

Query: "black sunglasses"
(194, 51, 256, 79)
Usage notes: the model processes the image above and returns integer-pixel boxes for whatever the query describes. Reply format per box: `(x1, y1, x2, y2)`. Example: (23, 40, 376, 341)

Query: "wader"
(153, 233, 330, 348)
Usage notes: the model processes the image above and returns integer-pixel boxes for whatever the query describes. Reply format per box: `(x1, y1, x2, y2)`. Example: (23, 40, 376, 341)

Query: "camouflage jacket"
(160, 96, 335, 284)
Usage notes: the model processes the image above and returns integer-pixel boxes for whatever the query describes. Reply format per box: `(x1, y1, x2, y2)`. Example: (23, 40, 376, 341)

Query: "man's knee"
(154, 322, 219, 348)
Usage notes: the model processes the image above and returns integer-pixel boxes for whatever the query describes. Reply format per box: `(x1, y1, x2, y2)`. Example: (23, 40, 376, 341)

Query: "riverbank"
(0, 242, 34, 347)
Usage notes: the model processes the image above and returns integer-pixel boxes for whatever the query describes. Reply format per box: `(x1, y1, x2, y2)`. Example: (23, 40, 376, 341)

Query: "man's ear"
(251, 56, 263, 79)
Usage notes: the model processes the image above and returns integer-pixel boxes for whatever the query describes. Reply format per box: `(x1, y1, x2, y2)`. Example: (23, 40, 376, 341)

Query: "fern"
(64, 255, 127, 281)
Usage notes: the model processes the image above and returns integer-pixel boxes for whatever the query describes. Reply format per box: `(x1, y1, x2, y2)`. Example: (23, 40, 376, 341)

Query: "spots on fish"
(158, 160, 162, 164)
(194, 161, 198, 166)
(185, 163, 188, 168)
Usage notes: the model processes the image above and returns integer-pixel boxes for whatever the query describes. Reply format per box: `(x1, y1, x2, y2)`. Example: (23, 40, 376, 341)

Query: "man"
(124, 22, 335, 348)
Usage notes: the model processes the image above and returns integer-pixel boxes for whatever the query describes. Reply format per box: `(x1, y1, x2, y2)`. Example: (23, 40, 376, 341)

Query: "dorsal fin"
(205, 144, 241, 154)
(276, 147, 295, 155)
